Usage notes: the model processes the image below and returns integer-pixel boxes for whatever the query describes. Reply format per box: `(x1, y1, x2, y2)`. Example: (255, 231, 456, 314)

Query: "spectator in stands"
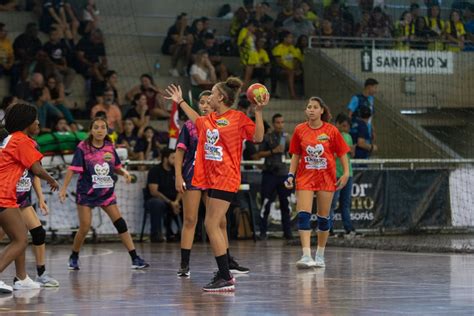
(230, 0, 255, 38)
(43, 28, 75, 93)
(200, 16, 212, 35)
(238, 19, 259, 89)
(91, 87, 122, 133)
(395, 11, 415, 50)
(368, 6, 393, 39)
(190, 18, 205, 44)
(424, 4, 445, 50)
(189, 50, 217, 100)
(410, 3, 421, 21)
(301, 1, 319, 29)
(0, 0, 17, 11)
(40, 0, 78, 37)
(296, 34, 309, 52)
(13, 23, 42, 70)
(445, 10, 466, 52)
(126, 74, 169, 119)
(0, 95, 17, 125)
(193, 33, 228, 81)
(0, 23, 14, 78)
(413, 16, 435, 50)
(257, 113, 292, 240)
(271, 30, 303, 99)
(45, 74, 76, 128)
(217, 4, 233, 19)
(275, 1, 293, 27)
(464, 4, 474, 51)
(350, 106, 377, 159)
(251, 37, 271, 85)
(283, 7, 316, 39)
(32, 87, 63, 133)
(75, 28, 107, 78)
(14, 72, 47, 103)
(252, 1, 273, 26)
(161, 13, 194, 77)
(104, 70, 121, 106)
(136, 126, 161, 162)
(323, 0, 354, 37)
(320, 19, 336, 48)
(79, 0, 99, 36)
(117, 118, 141, 160)
(125, 93, 150, 132)
(52, 117, 71, 132)
(355, 10, 371, 38)
(146, 148, 182, 242)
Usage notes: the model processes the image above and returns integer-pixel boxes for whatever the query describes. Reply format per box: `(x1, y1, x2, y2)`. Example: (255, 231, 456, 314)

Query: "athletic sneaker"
(12, 276, 41, 290)
(296, 255, 317, 269)
(202, 272, 235, 292)
(68, 256, 80, 270)
(35, 273, 59, 287)
(0, 281, 12, 294)
(314, 255, 326, 268)
(177, 265, 190, 278)
(228, 256, 249, 274)
(131, 256, 150, 269)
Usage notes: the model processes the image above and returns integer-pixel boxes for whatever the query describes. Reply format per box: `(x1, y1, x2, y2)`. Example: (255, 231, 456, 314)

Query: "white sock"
(316, 247, 325, 258)
(302, 247, 311, 257)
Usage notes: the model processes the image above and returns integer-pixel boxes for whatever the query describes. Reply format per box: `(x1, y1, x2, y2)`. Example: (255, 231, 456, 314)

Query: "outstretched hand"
(164, 84, 184, 104)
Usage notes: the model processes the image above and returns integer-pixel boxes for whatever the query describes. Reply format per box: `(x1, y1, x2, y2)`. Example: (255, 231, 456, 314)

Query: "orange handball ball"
(246, 83, 270, 105)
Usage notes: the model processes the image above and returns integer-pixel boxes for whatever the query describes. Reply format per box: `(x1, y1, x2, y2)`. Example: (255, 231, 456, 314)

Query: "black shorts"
(207, 189, 236, 203)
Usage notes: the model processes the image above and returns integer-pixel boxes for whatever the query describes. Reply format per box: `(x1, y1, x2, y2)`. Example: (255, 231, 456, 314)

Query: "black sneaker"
(202, 272, 235, 292)
(228, 256, 249, 274)
(177, 265, 190, 278)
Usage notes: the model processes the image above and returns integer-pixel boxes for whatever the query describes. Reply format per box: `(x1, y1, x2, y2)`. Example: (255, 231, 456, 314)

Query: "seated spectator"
(275, 1, 294, 27)
(90, 87, 122, 133)
(146, 148, 182, 242)
(45, 74, 76, 128)
(40, 0, 74, 36)
(32, 87, 63, 134)
(301, 1, 319, 28)
(283, 7, 316, 39)
(125, 93, 150, 131)
(200, 16, 212, 35)
(43, 27, 76, 92)
(189, 50, 217, 100)
(410, 3, 421, 21)
(250, 37, 270, 85)
(190, 18, 205, 44)
(12, 23, 42, 87)
(28, 48, 56, 81)
(230, 0, 255, 38)
(464, 4, 474, 51)
(14, 72, 48, 103)
(79, 0, 99, 36)
(271, 31, 303, 99)
(355, 10, 372, 38)
(217, 4, 233, 19)
(117, 118, 141, 160)
(296, 34, 309, 52)
(395, 11, 415, 50)
(320, 19, 336, 48)
(445, 10, 466, 52)
(192, 33, 228, 81)
(161, 13, 194, 77)
(0, 96, 17, 125)
(413, 16, 436, 50)
(103, 70, 121, 106)
(323, 1, 354, 36)
(63, 0, 81, 39)
(0, 23, 14, 78)
(237, 19, 259, 88)
(126, 74, 169, 119)
(368, 6, 393, 39)
(136, 126, 161, 162)
(75, 29, 107, 78)
(52, 117, 71, 132)
(350, 106, 377, 159)
(0, 0, 17, 11)
(253, 1, 273, 25)
(424, 4, 445, 50)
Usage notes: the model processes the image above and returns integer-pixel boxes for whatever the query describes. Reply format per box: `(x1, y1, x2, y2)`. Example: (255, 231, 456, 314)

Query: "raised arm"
(164, 84, 199, 123)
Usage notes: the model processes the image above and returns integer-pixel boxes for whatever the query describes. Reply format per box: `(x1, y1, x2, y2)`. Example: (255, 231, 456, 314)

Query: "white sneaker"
(296, 255, 317, 269)
(169, 68, 180, 77)
(0, 280, 13, 294)
(314, 254, 326, 268)
(13, 276, 41, 290)
(35, 273, 59, 287)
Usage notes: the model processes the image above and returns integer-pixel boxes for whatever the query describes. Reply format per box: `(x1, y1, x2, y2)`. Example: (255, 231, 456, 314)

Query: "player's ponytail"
(309, 96, 332, 122)
(1, 103, 38, 143)
(216, 77, 243, 107)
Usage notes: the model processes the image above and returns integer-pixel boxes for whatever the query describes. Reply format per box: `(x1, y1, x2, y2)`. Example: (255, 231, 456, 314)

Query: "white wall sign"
(361, 49, 454, 74)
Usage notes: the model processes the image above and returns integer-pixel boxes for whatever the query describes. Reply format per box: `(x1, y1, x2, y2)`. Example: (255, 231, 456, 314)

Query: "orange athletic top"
(0, 132, 43, 208)
(289, 122, 350, 192)
(192, 109, 256, 193)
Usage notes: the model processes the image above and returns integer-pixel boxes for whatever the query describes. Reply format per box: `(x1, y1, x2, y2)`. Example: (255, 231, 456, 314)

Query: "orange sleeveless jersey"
(289, 122, 350, 192)
(192, 110, 256, 193)
(0, 132, 43, 208)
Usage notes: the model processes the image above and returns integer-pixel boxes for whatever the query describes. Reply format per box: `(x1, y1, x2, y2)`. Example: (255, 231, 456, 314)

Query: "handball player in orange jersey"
(166, 77, 268, 292)
(285, 97, 350, 269)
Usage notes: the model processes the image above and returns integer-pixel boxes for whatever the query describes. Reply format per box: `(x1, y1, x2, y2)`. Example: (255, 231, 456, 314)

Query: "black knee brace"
(113, 217, 128, 234)
(30, 226, 46, 246)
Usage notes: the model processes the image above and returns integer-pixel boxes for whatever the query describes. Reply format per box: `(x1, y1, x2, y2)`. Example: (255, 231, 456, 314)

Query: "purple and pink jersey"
(16, 169, 34, 208)
(69, 140, 122, 207)
(176, 120, 201, 190)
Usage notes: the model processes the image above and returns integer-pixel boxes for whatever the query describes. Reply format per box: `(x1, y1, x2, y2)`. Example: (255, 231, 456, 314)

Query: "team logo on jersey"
(103, 152, 113, 162)
(317, 133, 330, 143)
(304, 144, 327, 170)
(215, 118, 229, 127)
(16, 170, 32, 193)
(204, 129, 223, 161)
(92, 163, 114, 188)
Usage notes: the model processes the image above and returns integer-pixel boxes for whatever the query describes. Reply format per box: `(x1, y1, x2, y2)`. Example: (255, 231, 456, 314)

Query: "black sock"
(37, 265, 45, 277)
(181, 248, 191, 267)
(129, 249, 138, 260)
(227, 248, 232, 261)
(215, 254, 231, 281)
(71, 251, 79, 259)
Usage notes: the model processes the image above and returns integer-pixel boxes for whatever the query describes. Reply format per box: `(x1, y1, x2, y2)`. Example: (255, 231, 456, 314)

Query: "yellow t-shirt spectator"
(254, 48, 270, 68)
(446, 21, 466, 38)
(272, 44, 303, 70)
(237, 27, 258, 66)
(0, 38, 14, 69)
(424, 17, 445, 35)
